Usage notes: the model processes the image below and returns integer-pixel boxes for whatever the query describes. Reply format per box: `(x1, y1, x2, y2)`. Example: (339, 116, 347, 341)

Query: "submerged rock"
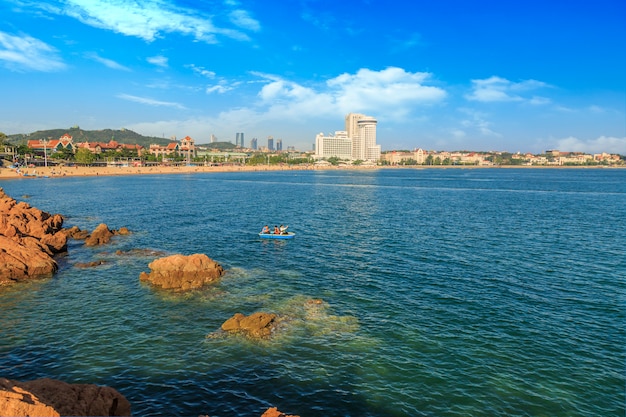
(74, 260, 106, 268)
(221, 312, 279, 338)
(0, 377, 131, 416)
(139, 253, 225, 290)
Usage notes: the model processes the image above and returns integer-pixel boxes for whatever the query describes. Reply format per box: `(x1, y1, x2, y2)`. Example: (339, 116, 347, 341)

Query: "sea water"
(0, 168, 624, 417)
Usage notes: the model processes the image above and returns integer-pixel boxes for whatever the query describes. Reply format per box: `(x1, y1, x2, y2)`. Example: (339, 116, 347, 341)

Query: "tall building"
(250, 137, 258, 150)
(345, 113, 380, 161)
(314, 113, 380, 161)
(235, 132, 244, 148)
(276, 139, 283, 151)
(210, 134, 217, 143)
(267, 136, 274, 151)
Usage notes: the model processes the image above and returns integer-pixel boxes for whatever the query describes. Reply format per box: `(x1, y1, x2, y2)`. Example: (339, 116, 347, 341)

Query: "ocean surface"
(0, 168, 624, 417)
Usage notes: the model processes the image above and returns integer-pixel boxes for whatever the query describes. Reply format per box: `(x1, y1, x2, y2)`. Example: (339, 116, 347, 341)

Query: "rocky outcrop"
(0, 377, 131, 416)
(221, 312, 279, 338)
(64, 223, 130, 246)
(0, 188, 67, 285)
(139, 253, 225, 290)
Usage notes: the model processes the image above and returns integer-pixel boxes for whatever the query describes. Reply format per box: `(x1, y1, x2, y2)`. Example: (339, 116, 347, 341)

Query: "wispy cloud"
(32, 0, 257, 43)
(388, 32, 424, 53)
(85, 52, 130, 70)
(466, 76, 550, 103)
(147, 55, 168, 68)
(229, 9, 260, 31)
(117, 93, 185, 109)
(458, 108, 501, 137)
(188, 64, 216, 78)
(0, 31, 66, 72)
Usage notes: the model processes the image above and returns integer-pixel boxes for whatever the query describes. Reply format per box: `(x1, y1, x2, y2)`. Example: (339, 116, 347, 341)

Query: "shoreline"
(0, 163, 622, 180)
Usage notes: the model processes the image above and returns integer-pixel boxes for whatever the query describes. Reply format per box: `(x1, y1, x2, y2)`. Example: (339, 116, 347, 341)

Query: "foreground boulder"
(221, 312, 278, 338)
(139, 253, 225, 290)
(0, 188, 67, 285)
(0, 377, 131, 416)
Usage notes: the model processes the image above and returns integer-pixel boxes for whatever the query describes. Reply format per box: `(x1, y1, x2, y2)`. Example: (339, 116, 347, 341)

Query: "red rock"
(0, 188, 66, 284)
(0, 377, 131, 416)
(139, 253, 225, 290)
(221, 312, 278, 338)
(84, 223, 115, 246)
(261, 407, 300, 417)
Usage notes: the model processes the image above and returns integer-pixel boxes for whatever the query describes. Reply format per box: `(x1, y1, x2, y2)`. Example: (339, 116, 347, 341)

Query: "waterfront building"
(314, 113, 380, 161)
(27, 133, 76, 154)
(149, 136, 195, 160)
(314, 131, 352, 160)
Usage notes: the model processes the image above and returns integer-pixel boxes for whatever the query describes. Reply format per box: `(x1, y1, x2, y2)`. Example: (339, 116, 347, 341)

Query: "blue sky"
(1, 0, 625, 153)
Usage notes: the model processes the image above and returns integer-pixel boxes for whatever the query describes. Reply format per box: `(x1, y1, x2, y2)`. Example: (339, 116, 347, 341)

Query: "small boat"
(259, 232, 296, 239)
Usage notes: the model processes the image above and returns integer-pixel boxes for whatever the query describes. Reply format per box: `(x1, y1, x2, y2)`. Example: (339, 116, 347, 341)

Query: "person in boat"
(273, 225, 280, 234)
(279, 225, 289, 234)
(261, 225, 270, 234)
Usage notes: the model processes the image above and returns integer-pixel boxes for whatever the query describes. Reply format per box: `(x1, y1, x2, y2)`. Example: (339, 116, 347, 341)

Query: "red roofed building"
(76, 140, 144, 156)
(27, 133, 76, 154)
(148, 136, 196, 159)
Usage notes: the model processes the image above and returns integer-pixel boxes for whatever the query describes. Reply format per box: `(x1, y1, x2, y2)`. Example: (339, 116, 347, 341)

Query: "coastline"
(0, 163, 622, 180)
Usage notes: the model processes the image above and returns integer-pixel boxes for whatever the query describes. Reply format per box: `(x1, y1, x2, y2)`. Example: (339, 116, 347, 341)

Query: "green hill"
(5, 127, 172, 148)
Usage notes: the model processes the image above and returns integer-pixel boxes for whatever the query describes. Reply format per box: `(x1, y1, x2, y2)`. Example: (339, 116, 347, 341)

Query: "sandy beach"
(0, 163, 336, 179)
(1, 163, 620, 179)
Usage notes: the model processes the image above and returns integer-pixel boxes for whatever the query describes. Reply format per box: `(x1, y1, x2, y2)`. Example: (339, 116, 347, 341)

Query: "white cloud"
(50, 0, 254, 43)
(327, 67, 447, 117)
(117, 93, 185, 109)
(206, 83, 236, 94)
(147, 55, 168, 68)
(554, 136, 626, 154)
(0, 31, 66, 72)
(229, 9, 260, 32)
(466, 76, 550, 103)
(85, 52, 130, 70)
(188, 64, 216, 78)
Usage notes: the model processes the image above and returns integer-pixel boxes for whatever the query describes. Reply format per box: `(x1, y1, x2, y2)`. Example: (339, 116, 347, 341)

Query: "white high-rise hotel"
(315, 113, 381, 161)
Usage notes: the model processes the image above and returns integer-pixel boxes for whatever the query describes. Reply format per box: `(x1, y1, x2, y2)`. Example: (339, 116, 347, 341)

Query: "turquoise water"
(0, 168, 624, 417)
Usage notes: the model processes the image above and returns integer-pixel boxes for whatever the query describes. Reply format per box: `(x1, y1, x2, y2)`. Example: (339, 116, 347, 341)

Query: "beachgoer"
(274, 225, 280, 234)
(261, 225, 270, 234)
(279, 224, 288, 234)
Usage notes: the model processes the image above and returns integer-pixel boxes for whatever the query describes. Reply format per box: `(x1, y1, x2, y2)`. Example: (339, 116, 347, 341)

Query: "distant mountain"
(5, 127, 173, 148)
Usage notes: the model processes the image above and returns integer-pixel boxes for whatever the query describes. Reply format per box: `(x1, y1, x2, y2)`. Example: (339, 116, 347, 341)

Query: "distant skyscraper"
(276, 139, 282, 151)
(210, 134, 217, 143)
(250, 137, 258, 150)
(268, 136, 274, 151)
(235, 132, 244, 147)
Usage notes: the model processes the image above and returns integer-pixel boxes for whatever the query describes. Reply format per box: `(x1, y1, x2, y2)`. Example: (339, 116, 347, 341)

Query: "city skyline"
(1, 0, 625, 154)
